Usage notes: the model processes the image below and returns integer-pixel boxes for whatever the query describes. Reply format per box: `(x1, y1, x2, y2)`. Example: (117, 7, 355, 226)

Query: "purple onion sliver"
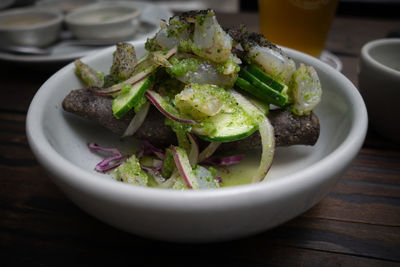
(87, 143, 122, 157)
(216, 177, 223, 183)
(87, 87, 121, 96)
(94, 155, 127, 173)
(170, 146, 193, 189)
(95, 162, 122, 173)
(145, 90, 199, 124)
(140, 166, 152, 172)
(136, 147, 144, 159)
(142, 140, 165, 160)
(220, 154, 244, 165)
(203, 154, 244, 166)
(96, 155, 124, 168)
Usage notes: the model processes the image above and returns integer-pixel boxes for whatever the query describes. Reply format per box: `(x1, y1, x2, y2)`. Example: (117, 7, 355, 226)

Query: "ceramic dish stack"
(64, 2, 141, 41)
(35, 0, 98, 14)
(0, 7, 63, 47)
(0, 1, 172, 64)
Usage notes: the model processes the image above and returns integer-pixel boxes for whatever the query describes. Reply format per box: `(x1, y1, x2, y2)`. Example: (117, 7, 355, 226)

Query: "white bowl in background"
(0, 7, 63, 47)
(35, 0, 99, 14)
(65, 1, 141, 41)
(358, 38, 400, 143)
(26, 40, 368, 242)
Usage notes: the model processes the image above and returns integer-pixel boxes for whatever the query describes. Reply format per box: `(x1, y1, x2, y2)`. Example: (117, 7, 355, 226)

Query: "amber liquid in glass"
(258, 0, 338, 57)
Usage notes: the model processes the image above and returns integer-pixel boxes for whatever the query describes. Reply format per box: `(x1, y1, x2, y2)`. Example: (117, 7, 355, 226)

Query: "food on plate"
(62, 10, 322, 189)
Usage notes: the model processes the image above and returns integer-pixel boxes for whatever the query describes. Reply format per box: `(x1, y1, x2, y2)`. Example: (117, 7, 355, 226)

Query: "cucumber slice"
(112, 76, 153, 119)
(238, 69, 288, 107)
(229, 89, 264, 121)
(246, 64, 287, 93)
(191, 88, 258, 142)
(192, 110, 258, 142)
(246, 94, 269, 115)
(234, 81, 269, 115)
(236, 76, 286, 107)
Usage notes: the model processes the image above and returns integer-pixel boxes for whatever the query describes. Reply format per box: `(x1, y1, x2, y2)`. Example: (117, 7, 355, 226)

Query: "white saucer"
(320, 50, 343, 72)
(0, 1, 172, 64)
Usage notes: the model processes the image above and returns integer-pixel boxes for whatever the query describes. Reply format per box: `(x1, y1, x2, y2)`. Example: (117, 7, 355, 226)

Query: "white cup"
(358, 38, 400, 143)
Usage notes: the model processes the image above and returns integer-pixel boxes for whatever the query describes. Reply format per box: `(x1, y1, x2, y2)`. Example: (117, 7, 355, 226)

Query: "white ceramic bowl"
(65, 1, 141, 41)
(0, 7, 63, 47)
(358, 38, 400, 143)
(35, 0, 98, 14)
(26, 40, 368, 243)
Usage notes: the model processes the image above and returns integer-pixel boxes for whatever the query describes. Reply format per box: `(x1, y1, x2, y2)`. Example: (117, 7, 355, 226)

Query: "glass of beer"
(258, 0, 339, 57)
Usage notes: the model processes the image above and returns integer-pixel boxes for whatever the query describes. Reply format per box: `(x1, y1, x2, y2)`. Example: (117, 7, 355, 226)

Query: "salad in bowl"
(62, 9, 322, 190)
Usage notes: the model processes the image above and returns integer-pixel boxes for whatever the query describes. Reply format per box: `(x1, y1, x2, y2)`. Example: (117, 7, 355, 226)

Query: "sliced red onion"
(88, 47, 177, 96)
(187, 133, 199, 165)
(162, 46, 178, 60)
(198, 142, 221, 163)
(142, 140, 165, 160)
(170, 146, 199, 189)
(216, 177, 223, 183)
(94, 155, 127, 173)
(88, 143, 122, 156)
(136, 146, 144, 159)
(152, 51, 173, 67)
(87, 143, 126, 173)
(122, 102, 150, 138)
(88, 70, 152, 96)
(145, 90, 199, 124)
(202, 154, 244, 166)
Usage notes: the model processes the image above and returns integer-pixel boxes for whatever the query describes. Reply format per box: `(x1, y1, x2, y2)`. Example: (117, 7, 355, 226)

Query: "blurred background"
(1, 0, 398, 69)
(3, 0, 400, 17)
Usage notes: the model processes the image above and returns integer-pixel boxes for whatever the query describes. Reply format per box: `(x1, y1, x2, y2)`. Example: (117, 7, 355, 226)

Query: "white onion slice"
(170, 146, 199, 189)
(198, 142, 221, 163)
(252, 117, 275, 182)
(229, 89, 275, 183)
(145, 90, 199, 124)
(152, 159, 163, 170)
(122, 102, 150, 138)
(187, 133, 199, 165)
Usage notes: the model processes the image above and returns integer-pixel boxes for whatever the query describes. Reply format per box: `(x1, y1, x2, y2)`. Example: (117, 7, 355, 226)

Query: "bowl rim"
(0, 7, 63, 31)
(64, 1, 141, 26)
(26, 40, 368, 209)
(35, 0, 99, 12)
(361, 38, 400, 77)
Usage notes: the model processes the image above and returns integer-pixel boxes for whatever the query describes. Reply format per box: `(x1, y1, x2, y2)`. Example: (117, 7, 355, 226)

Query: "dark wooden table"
(1, 13, 400, 266)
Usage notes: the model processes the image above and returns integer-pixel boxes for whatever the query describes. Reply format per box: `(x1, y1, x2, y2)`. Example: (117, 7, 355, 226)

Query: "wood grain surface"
(1, 12, 399, 267)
